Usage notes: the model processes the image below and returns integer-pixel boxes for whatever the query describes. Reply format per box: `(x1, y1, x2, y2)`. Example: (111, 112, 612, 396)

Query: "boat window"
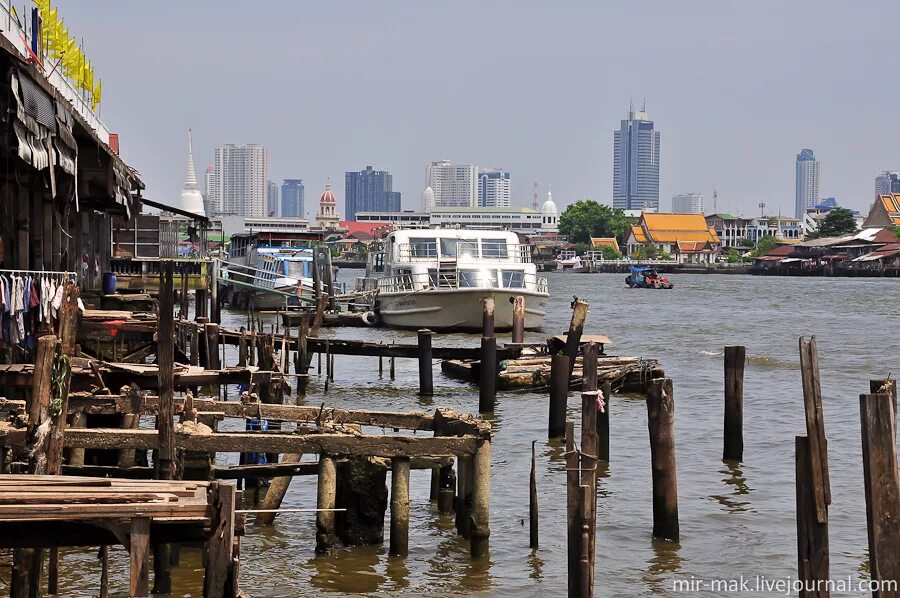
(410, 238, 436, 258)
(482, 239, 509, 259)
(285, 261, 306, 279)
(458, 240, 479, 259)
(502, 270, 526, 288)
(458, 269, 480, 288)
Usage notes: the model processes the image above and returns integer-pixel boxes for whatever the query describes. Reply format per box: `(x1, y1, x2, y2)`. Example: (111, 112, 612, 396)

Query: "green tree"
(750, 235, 779, 257)
(726, 248, 742, 263)
(815, 207, 858, 238)
(738, 238, 756, 248)
(595, 245, 622, 260)
(632, 245, 660, 260)
(575, 242, 591, 255)
(558, 200, 630, 244)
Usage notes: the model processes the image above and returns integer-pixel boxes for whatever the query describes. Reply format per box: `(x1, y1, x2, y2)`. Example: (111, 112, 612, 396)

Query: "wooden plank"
(130, 517, 151, 597)
(795, 436, 829, 597)
(799, 337, 831, 524)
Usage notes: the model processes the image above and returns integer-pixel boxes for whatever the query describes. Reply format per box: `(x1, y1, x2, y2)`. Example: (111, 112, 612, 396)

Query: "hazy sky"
(61, 1, 900, 217)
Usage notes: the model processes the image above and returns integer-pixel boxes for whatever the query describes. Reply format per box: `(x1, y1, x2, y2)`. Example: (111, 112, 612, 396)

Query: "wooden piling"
(209, 261, 221, 324)
(129, 517, 150, 598)
(530, 440, 539, 549)
(204, 482, 236, 598)
(389, 456, 411, 556)
(565, 420, 579, 597)
(238, 327, 248, 368)
(795, 436, 829, 597)
(316, 454, 339, 553)
(206, 323, 221, 370)
(456, 455, 471, 537)
(470, 437, 491, 558)
(511, 295, 525, 345)
(479, 336, 497, 413)
(870, 379, 897, 441)
(417, 329, 434, 396)
(723, 345, 745, 462)
(482, 297, 495, 338)
(563, 299, 589, 379)
(195, 288, 208, 321)
(646, 378, 679, 542)
(48, 545, 59, 595)
(255, 453, 302, 526)
(582, 342, 598, 391)
(581, 391, 599, 594)
(99, 545, 109, 598)
(155, 262, 175, 594)
(438, 462, 455, 513)
(190, 324, 199, 367)
(859, 392, 900, 591)
(799, 337, 830, 523)
(549, 354, 570, 439)
(598, 381, 611, 461)
(390, 356, 396, 381)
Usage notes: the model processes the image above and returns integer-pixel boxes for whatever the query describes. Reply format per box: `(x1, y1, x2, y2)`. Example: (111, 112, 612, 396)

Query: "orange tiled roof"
(590, 237, 620, 252)
(877, 194, 900, 225)
(677, 241, 712, 252)
(637, 213, 721, 244)
(630, 225, 647, 243)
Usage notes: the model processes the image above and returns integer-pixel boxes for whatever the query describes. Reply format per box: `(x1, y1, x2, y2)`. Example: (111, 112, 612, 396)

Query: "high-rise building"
(210, 144, 268, 216)
(345, 166, 400, 221)
(477, 169, 511, 208)
(203, 166, 214, 215)
(426, 160, 477, 208)
(613, 106, 660, 210)
(875, 171, 900, 195)
(671, 192, 704, 214)
(281, 179, 305, 218)
(795, 149, 820, 219)
(266, 181, 279, 217)
(175, 130, 205, 216)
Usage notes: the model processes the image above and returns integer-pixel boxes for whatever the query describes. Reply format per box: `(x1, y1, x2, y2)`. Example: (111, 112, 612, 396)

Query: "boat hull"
(376, 288, 548, 331)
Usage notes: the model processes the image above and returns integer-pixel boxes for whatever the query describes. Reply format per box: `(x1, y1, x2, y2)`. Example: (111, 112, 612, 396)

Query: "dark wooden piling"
(456, 455, 472, 537)
(646, 378, 679, 542)
(582, 342, 598, 391)
(549, 354, 570, 439)
(581, 391, 599, 595)
(209, 263, 221, 324)
(859, 392, 900, 591)
(511, 295, 525, 345)
(129, 517, 150, 597)
(438, 462, 456, 513)
(389, 456, 411, 556)
(598, 381, 611, 461)
(563, 299, 589, 379)
(795, 436, 830, 598)
(203, 483, 236, 598)
(799, 337, 831, 523)
(479, 335, 497, 413)
(418, 329, 434, 397)
(870, 379, 897, 441)
(390, 356, 396, 381)
(195, 288, 208, 321)
(723, 345, 745, 462)
(482, 297, 495, 337)
(530, 440, 539, 549)
(316, 455, 339, 553)
(190, 325, 199, 367)
(99, 545, 109, 598)
(154, 262, 175, 594)
(206, 323, 221, 370)
(470, 437, 491, 557)
(238, 327, 248, 368)
(566, 420, 579, 597)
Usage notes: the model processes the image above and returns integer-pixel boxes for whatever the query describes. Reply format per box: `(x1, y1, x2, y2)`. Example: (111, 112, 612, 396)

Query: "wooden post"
(581, 391, 599, 595)
(482, 296, 495, 338)
(249, 327, 257, 367)
(99, 545, 109, 598)
(598, 381, 611, 461)
(471, 438, 491, 558)
(210, 260, 220, 324)
(530, 440, 539, 549)
(390, 356, 395, 381)
(566, 420, 580, 597)
(795, 436, 829, 597)
(204, 482, 236, 598)
(58, 283, 79, 357)
(379, 355, 383, 378)
(870, 379, 897, 442)
(48, 545, 59, 595)
(195, 288, 208, 320)
(389, 456, 411, 556)
(723, 345, 745, 462)
(129, 517, 151, 598)
(417, 329, 434, 396)
(154, 262, 175, 594)
(316, 454, 339, 553)
(479, 336, 497, 413)
(549, 355, 570, 439)
(799, 337, 831, 523)
(582, 342, 598, 391)
(646, 378, 679, 542)
(438, 462, 455, 513)
(190, 324, 199, 367)
(238, 326, 248, 367)
(456, 455, 471, 537)
(511, 295, 525, 344)
(859, 393, 900, 592)
(255, 453, 302, 526)
(563, 299, 589, 379)
(206, 323, 221, 370)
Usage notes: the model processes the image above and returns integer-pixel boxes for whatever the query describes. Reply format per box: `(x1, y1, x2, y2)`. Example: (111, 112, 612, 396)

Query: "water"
(22, 273, 900, 596)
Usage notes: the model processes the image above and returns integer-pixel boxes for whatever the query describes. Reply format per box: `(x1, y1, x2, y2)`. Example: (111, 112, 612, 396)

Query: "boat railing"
(376, 269, 549, 294)
(396, 241, 532, 263)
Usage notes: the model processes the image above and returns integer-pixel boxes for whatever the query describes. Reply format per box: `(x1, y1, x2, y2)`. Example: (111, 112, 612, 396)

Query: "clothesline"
(0, 269, 75, 276)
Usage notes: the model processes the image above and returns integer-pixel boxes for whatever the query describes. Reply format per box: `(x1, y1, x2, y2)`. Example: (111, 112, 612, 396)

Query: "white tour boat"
(360, 229, 549, 331)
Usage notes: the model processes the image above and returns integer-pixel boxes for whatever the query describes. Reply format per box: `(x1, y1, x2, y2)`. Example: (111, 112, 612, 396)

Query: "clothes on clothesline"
(0, 272, 71, 352)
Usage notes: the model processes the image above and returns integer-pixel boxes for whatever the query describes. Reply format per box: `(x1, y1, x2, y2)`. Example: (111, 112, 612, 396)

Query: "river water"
(31, 273, 900, 596)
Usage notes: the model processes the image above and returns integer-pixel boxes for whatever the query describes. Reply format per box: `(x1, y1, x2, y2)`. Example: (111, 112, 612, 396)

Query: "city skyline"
(64, 1, 900, 218)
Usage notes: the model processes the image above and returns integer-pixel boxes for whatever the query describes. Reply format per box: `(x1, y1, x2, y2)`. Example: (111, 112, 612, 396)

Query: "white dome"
(541, 192, 557, 218)
(176, 130, 205, 216)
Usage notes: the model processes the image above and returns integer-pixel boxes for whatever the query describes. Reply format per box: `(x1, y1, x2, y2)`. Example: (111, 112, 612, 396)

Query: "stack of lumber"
(0, 475, 211, 523)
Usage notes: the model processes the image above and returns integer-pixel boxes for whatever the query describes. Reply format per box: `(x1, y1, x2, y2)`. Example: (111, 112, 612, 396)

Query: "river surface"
(30, 273, 900, 596)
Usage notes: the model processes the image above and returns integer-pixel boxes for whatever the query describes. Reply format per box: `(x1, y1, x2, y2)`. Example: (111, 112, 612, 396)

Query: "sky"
(58, 0, 900, 218)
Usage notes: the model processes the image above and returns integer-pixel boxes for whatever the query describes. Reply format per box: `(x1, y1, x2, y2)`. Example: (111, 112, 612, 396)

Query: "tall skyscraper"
(795, 149, 820, 219)
(426, 160, 477, 208)
(345, 166, 400, 221)
(203, 166, 214, 215)
(266, 181, 279, 217)
(613, 106, 660, 210)
(671, 192, 704, 214)
(478, 169, 511, 207)
(875, 171, 900, 195)
(281, 179, 305, 218)
(210, 144, 267, 216)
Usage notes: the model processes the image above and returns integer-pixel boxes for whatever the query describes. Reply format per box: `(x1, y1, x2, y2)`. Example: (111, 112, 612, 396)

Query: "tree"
(750, 235, 779, 257)
(558, 200, 631, 244)
(595, 245, 622, 260)
(815, 207, 858, 238)
(726, 248, 742, 263)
